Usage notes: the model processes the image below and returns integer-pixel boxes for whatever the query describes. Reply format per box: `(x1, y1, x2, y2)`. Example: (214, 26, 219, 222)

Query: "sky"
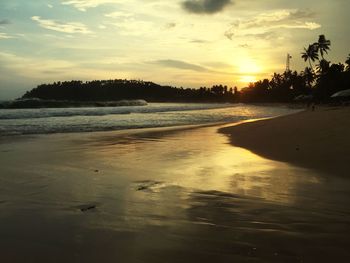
(0, 0, 349, 99)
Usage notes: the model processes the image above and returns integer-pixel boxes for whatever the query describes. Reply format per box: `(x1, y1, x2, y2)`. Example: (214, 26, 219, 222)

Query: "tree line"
(239, 35, 350, 103)
(22, 79, 238, 103)
(21, 34, 349, 104)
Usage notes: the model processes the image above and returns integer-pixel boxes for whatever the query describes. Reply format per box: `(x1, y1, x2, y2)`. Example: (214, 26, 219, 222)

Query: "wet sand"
(220, 106, 350, 177)
(1, 123, 350, 262)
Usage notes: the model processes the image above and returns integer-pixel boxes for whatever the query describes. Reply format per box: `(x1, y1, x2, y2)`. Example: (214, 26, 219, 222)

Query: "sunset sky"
(0, 0, 349, 99)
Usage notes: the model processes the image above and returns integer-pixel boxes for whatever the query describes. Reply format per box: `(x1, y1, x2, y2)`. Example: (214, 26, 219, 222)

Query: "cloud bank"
(182, 0, 232, 14)
(31, 16, 91, 34)
(0, 33, 13, 39)
(150, 59, 209, 72)
(61, 0, 122, 11)
(0, 19, 11, 25)
(225, 9, 321, 40)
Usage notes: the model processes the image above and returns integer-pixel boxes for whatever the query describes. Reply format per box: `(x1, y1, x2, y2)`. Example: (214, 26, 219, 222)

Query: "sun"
(236, 58, 261, 84)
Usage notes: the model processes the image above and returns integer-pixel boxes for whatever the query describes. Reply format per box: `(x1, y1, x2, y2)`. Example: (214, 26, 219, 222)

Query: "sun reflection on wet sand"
(87, 125, 322, 205)
(1, 125, 350, 262)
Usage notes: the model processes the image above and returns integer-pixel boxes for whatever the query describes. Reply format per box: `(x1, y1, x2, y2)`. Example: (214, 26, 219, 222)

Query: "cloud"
(237, 9, 318, 29)
(0, 51, 77, 79)
(108, 20, 154, 36)
(275, 22, 320, 30)
(238, 43, 249, 48)
(104, 11, 133, 19)
(61, 0, 122, 11)
(0, 33, 14, 39)
(0, 19, 11, 25)
(164, 22, 176, 29)
(182, 0, 232, 14)
(288, 9, 316, 20)
(148, 59, 234, 76)
(104, 10, 157, 36)
(224, 9, 321, 40)
(150, 59, 210, 72)
(242, 32, 276, 40)
(225, 31, 276, 41)
(224, 31, 234, 40)
(31, 16, 91, 34)
(189, 39, 209, 43)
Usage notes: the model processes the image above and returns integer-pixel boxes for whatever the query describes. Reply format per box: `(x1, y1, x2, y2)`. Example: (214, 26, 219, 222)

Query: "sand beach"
(220, 106, 350, 177)
(1, 107, 350, 262)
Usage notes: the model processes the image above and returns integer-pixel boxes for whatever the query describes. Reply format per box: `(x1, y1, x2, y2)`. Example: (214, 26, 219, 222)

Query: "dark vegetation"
(14, 34, 350, 106)
(239, 35, 350, 103)
(21, 80, 238, 103)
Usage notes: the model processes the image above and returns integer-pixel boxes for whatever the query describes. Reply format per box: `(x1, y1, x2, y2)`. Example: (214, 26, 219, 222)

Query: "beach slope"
(220, 107, 350, 177)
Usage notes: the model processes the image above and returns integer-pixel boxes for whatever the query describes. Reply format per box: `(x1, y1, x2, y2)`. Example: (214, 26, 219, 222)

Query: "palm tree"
(303, 67, 315, 88)
(316, 59, 330, 75)
(315, 35, 331, 59)
(301, 44, 319, 72)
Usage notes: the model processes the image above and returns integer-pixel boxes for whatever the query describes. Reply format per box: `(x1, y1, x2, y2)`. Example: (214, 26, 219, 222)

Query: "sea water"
(0, 103, 298, 136)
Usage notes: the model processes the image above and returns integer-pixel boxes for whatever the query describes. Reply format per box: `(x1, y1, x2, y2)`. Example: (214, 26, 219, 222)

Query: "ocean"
(0, 102, 299, 136)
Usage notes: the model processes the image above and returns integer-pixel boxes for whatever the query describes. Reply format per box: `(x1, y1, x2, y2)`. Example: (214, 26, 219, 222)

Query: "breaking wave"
(0, 103, 299, 136)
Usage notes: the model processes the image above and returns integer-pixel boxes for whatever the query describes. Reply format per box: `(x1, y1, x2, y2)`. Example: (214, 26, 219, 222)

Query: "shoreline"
(0, 121, 232, 144)
(0, 103, 301, 137)
(1, 107, 350, 262)
(219, 106, 350, 177)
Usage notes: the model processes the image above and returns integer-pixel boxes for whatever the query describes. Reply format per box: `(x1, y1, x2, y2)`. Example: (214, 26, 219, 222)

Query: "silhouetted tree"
(316, 59, 330, 75)
(315, 35, 331, 60)
(315, 62, 346, 100)
(302, 67, 315, 89)
(346, 54, 350, 71)
(301, 44, 319, 72)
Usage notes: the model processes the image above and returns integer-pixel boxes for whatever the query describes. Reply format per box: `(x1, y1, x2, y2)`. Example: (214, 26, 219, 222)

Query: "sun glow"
(240, 75, 257, 83)
(236, 57, 261, 84)
(238, 59, 261, 74)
